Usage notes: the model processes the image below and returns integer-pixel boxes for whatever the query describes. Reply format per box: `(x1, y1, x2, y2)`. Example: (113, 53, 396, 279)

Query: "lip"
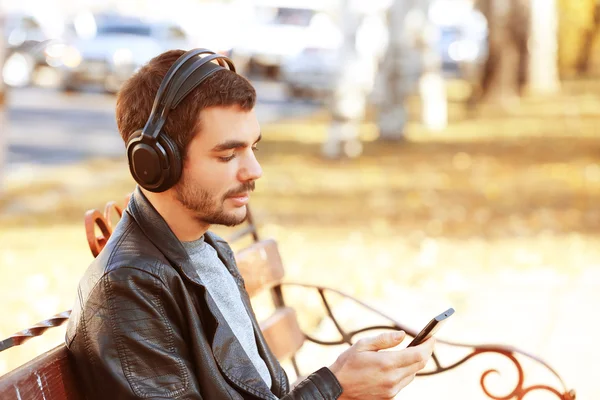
(227, 193, 250, 206)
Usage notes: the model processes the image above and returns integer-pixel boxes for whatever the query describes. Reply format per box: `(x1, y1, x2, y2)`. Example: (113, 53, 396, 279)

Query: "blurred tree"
(477, 0, 561, 102)
(323, 0, 372, 158)
(376, 0, 415, 140)
(557, 0, 598, 76)
(575, 0, 600, 75)
(323, 0, 360, 158)
(416, 0, 447, 131)
(528, 0, 560, 94)
(477, 0, 531, 104)
(0, 11, 6, 196)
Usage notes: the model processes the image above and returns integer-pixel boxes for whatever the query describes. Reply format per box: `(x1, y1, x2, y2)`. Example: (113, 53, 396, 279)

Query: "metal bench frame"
(0, 199, 576, 400)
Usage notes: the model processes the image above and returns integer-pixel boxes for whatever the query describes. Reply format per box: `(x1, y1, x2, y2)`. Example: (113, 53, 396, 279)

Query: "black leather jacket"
(65, 188, 342, 399)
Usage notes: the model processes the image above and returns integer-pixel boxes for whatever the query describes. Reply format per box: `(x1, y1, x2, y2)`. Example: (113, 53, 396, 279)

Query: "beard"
(174, 173, 255, 227)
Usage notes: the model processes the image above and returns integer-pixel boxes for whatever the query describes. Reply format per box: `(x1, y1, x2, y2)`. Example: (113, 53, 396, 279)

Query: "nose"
(238, 149, 263, 182)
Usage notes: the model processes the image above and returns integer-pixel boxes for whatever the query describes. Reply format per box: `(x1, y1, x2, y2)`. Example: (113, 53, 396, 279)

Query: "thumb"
(354, 331, 406, 352)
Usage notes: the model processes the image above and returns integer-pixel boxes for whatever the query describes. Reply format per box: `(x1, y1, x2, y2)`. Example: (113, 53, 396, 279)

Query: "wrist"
(326, 363, 345, 399)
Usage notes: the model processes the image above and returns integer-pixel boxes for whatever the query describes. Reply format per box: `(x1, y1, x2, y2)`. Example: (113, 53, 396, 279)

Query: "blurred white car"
(2, 13, 54, 87)
(280, 11, 384, 100)
(429, 0, 488, 81)
(232, 0, 334, 78)
(55, 14, 190, 93)
(281, 46, 338, 98)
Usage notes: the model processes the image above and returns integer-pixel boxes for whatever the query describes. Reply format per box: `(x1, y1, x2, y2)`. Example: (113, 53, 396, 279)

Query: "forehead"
(193, 106, 260, 147)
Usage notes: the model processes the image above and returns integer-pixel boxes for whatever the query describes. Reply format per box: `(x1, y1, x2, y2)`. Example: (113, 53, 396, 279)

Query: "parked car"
(231, 0, 334, 78)
(56, 14, 190, 93)
(281, 1, 487, 100)
(429, 0, 488, 81)
(2, 13, 55, 88)
(280, 11, 384, 100)
(280, 46, 338, 99)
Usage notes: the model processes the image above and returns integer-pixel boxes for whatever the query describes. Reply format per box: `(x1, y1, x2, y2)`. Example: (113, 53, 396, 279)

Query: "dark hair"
(116, 49, 256, 158)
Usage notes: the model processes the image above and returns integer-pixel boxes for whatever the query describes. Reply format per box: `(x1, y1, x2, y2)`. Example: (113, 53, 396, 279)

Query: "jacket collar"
(126, 187, 196, 277)
(126, 187, 282, 399)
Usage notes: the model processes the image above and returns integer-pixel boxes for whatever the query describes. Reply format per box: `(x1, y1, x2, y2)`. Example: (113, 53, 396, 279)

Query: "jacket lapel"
(126, 187, 200, 283)
(127, 188, 277, 400)
(238, 287, 289, 397)
(208, 301, 275, 399)
(207, 233, 287, 397)
(205, 233, 280, 399)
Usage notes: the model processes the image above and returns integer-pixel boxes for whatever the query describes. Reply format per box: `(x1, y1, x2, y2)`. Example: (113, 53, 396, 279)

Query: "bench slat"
(0, 345, 84, 400)
(235, 239, 285, 298)
(259, 307, 305, 361)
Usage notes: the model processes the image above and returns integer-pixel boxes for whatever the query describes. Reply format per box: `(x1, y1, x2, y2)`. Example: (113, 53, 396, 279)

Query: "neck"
(141, 187, 210, 242)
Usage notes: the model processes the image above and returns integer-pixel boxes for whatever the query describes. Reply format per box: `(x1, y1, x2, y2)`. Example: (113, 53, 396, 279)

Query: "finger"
(413, 337, 436, 357)
(354, 331, 406, 352)
(403, 353, 430, 375)
(394, 345, 433, 368)
(404, 339, 436, 370)
(392, 372, 417, 394)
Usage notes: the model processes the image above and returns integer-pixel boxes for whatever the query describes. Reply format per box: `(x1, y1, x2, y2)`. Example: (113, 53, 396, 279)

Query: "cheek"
(185, 160, 237, 195)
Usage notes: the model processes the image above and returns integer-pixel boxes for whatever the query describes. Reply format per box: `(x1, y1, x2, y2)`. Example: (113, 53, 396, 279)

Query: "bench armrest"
(279, 282, 576, 400)
(0, 311, 71, 352)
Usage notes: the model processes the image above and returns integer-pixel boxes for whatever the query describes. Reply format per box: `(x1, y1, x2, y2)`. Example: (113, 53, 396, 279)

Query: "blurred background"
(0, 0, 599, 398)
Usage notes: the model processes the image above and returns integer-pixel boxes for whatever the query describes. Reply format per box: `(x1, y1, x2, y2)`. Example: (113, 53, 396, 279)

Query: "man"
(66, 49, 435, 399)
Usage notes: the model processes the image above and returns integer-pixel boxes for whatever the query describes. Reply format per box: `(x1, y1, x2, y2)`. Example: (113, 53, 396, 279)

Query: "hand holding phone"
(407, 308, 455, 347)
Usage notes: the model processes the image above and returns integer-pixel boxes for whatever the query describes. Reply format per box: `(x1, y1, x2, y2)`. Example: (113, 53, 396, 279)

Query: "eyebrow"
(211, 133, 262, 152)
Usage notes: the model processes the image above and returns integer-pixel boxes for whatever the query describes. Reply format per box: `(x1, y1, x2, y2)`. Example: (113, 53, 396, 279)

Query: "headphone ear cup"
(127, 128, 179, 192)
(155, 132, 182, 192)
(127, 129, 160, 189)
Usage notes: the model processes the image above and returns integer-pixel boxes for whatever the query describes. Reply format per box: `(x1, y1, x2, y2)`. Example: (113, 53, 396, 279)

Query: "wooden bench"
(0, 199, 577, 400)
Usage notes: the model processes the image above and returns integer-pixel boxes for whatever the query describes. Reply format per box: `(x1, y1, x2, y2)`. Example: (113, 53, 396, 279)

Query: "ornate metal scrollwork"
(1, 197, 132, 352)
(0, 198, 576, 400)
(84, 197, 128, 257)
(0, 311, 72, 352)
(281, 282, 575, 400)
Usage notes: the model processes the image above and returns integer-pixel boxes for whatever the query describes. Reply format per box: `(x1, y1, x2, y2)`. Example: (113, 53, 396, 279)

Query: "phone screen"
(407, 308, 454, 347)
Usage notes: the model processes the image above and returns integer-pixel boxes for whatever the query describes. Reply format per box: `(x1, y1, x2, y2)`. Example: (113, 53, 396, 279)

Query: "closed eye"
(218, 154, 236, 162)
(217, 144, 259, 162)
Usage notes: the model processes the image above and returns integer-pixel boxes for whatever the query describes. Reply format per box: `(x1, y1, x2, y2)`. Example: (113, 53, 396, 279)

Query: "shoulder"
(97, 213, 173, 277)
(75, 214, 182, 316)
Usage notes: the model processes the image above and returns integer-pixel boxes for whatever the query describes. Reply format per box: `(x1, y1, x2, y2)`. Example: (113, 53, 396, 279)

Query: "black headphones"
(126, 48, 236, 193)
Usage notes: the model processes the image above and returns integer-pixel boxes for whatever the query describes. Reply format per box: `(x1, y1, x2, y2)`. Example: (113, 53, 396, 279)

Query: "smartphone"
(407, 308, 455, 347)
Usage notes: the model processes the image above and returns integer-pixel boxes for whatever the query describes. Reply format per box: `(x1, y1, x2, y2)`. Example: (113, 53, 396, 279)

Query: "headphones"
(126, 48, 236, 193)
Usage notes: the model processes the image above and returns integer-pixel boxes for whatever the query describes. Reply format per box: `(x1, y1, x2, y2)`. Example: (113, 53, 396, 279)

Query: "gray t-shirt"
(181, 236, 272, 389)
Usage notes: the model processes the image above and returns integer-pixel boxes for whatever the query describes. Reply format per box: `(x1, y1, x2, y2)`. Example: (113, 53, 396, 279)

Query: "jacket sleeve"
(279, 367, 343, 400)
(74, 266, 204, 399)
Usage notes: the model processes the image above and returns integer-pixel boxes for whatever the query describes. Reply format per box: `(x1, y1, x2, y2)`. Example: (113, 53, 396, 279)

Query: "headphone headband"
(143, 49, 235, 139)
(164, 53, 235, 110)
(156, 53, 235, 130)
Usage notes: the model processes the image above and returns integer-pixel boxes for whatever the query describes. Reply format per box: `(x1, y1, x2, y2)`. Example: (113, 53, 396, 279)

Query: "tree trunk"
(478, 0, 531, 106)
(323, 0, 367, 158)
(376, 0, 416, 140)
(418, 0, 447, 131)
(575, 1, 600, 75)
(528, 0, 561, 94)
(0, 12, 7, 196)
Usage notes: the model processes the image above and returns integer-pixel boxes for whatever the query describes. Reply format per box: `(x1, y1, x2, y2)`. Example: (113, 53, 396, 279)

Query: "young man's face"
(172, 105, 262, 227)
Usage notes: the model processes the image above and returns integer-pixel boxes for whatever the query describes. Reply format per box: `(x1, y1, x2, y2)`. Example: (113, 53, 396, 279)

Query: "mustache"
(224, 181, 255, 198)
